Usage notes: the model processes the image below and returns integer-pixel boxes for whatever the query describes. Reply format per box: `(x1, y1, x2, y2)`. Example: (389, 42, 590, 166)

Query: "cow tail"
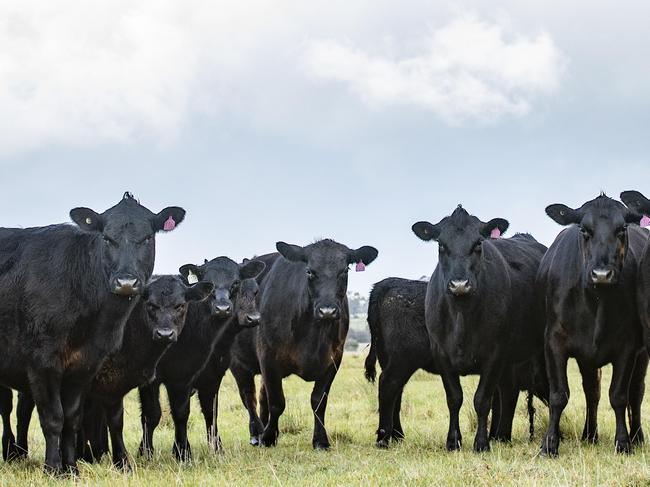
(364, 287, 382, 383)
(527, 389, 536, 441)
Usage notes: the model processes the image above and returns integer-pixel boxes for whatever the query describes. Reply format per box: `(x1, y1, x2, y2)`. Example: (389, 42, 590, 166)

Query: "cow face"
(179, 257, 265, 319)
(412, 206, 509, 297)
(546, 194, 641, 287)
(234, 278, 261, 328)
(142, 276, 214, 343)
(70, 192, 185, 296)
(277, 239, 378, 322)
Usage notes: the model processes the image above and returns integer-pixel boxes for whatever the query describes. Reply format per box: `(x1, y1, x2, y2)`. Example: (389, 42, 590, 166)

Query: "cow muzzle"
(316, 306, 340, 320)
(111, 274, 141, 296)
(153, 328, 177, 343)
(448, 279, 472, 296)
(591, 268, 615, 285)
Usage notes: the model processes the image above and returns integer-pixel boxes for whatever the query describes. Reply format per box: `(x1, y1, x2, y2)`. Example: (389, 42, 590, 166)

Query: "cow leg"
(540, 336, 569, 457)
(232, 366, 264, 446)
(490, 379, 519, 443)
(28, 368, 64, 473)
(167, 384, 193, 461)
(15, 390, 34, 459)
(472, 361, 504, 452)
(392, 386, 406, 442)
(259, 383, 270, 427)
(578, 362, 601, 444)
(0, 386, 17, 461)
(60, 382, 86, 473)
(259, 367, 285, 448)
(440, 371, 463, 451)
(377, 366, 413, 448)
(610, 351, 637, 454)
(138, 384, 161, 459)
(628, 351, 647, 445)
(104, 400, 130, 470)
(311, 363, 340, 450)
(197, 374, 225, 452)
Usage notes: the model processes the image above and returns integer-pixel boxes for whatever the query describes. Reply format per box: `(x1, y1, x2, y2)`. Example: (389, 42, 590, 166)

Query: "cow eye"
(230, 281, 240, 293)
(175, 304, 185, 312)
(580, 227, 591, 240)
(306, 268, 316, 279)
(472, 241, 483, 254)
(617, 227, 627, 240)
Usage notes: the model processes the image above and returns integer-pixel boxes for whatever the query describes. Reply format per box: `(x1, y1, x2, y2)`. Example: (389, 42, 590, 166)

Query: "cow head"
(70, 192, 185, 296)
(234, 278, 261, 328)
(546, 194, 641, 287)
(276, 239, 378, 322)
(179, 257, 265, 319)
(142, 276, 214, 343)
(412, 205, 508, 297)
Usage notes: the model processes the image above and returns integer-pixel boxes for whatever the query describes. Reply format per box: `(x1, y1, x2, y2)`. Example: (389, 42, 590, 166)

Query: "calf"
(194, 278, 262, 451)
(230, 239, 378, 449)
(138, 257, 265, 461)
(539, 194, 648, 456)
(364, 277, 550, 448)
(412, 206, 546, 452)
(0, 192, 184, 473)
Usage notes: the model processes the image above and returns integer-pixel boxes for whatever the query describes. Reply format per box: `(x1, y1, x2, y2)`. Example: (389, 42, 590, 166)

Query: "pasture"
(1, 354, 648, 486)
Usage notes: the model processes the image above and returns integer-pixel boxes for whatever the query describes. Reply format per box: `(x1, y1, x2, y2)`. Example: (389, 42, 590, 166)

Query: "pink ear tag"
(490, 228, 501, 239)
(355, 261, 366, 272)
(163, 215, 176, 231)
(641, 215, 650, 228)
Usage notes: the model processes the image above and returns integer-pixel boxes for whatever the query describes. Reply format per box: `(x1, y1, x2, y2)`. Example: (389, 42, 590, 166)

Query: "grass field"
(1, 355, 650, 486)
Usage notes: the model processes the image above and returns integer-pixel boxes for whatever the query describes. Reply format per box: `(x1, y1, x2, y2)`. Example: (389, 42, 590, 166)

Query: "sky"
(1, 1, 649, 293)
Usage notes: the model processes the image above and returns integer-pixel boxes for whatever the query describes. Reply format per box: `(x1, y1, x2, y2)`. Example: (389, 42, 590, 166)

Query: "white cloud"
(304, 15, 565, 124)
(0, 3, 567, 155)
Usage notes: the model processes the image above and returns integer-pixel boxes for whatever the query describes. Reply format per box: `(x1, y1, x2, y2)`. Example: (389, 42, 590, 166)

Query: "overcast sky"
(1, 1, 649, 293)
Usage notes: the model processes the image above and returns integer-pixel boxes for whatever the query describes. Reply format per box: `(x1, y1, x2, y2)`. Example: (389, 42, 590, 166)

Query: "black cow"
(621, 190, 650, 353)
(9, 275, 214, 468)
(230, 239, 378, 449)
(364, 277, 551, 448)
(138, 257, 265, 461)
(194, 278, 262, 451)
(539, 194, 648, 456)
(0, 192, 184, 473)
(412, 206, 546, 452)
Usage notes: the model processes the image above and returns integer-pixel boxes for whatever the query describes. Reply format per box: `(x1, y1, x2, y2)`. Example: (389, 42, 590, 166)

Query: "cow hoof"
(5, 442, 25, 462)
(540, 442, 559, 458)
(172, 444, 192, 462)
(391, 431, 405, 443)
(376, 438, 390, 449)
(313, 441, 330, 450)
(615, 440, 633, 454)
(113, 458, 131, 472)
(632, 429, 645, 445)
(138, 443, 154, 459)
(250, 436, 261, 447)
(445, 437, 461, 452)
(581, 431, 598, 444)
(260, 431, 278, 447)
(473, 439, 490, 453)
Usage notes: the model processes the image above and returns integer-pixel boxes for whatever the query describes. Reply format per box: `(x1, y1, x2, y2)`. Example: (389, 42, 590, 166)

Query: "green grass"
(1, 356, 650, 486)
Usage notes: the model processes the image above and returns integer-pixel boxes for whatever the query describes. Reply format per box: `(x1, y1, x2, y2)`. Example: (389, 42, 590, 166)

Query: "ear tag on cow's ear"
(163, 215, 176, 231)
(641, 215, 650, 228)
(85, 217, 92, 225)
(490, 228, 502, 239)
(187, 270, 199, 284)
(355, 261, 366, 272)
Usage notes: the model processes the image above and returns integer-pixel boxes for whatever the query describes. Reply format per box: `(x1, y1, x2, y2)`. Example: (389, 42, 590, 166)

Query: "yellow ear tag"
(187, 270, 199, 284)
(85, 218, 92, 225)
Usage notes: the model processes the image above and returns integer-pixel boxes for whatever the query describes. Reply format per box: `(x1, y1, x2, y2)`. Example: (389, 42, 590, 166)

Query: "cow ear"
(621, 191, 650, 215)
(546, 204, 581, 226)
(240, 259, 266, 279)
(276, 242, 306, 262)
(481, 218, 509, 238)
(185, 281, 214, 302)
(412, 221, 440, 241)
(153, 206, 186, 232)
(70, 207, 104, 232)
(349, 246, 378, 266)
(179, 264, 203, 285)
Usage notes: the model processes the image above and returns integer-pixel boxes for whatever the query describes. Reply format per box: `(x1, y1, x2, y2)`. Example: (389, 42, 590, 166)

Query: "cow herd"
(0, 190, 649, 475)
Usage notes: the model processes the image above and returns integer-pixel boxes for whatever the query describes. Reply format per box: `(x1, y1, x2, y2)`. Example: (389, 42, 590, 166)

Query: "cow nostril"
(591, 269, 613, 283)
(449, 279, 471, 295)
(155, 329, 175, 341)
(246, 313, 261, 324)
(318, 307, 338, 318)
